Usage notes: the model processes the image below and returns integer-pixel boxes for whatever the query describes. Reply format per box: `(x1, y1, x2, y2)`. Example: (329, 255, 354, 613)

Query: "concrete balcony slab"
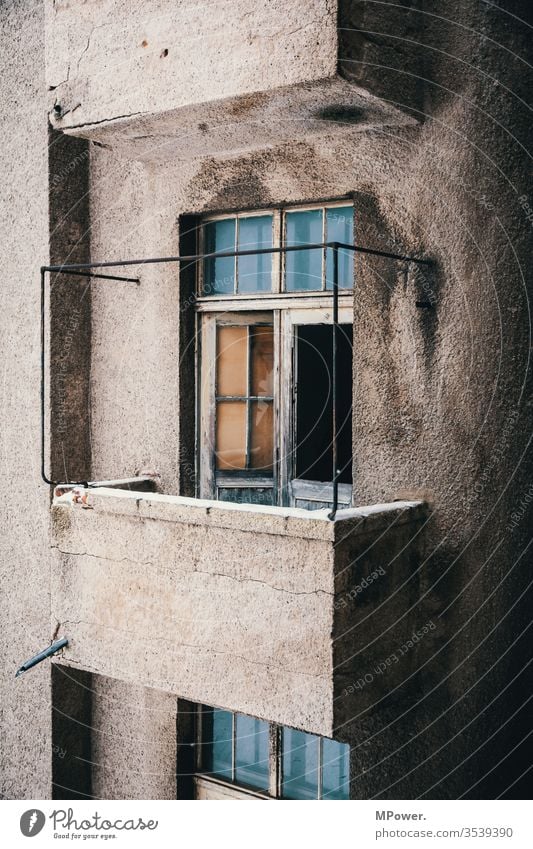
(45, 0, 416, 159)
(51, 488, 426, 737)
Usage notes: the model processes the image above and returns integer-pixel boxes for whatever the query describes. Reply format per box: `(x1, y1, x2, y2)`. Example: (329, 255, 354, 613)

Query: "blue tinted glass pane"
(321, 738, 350, 800)
(234, 714, 270, 791)
(326, 206, 354, 290)
(285, 210, 323, 291)
(204, 219, 236, 295)
(238, 216, 273, 293)
(203, 708, 233, 780)
(281, 728, 319, 799)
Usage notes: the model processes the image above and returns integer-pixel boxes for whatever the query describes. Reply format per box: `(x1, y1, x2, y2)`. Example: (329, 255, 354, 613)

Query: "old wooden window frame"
(196, 200, 354, 508)
(199, 311, 278, 503)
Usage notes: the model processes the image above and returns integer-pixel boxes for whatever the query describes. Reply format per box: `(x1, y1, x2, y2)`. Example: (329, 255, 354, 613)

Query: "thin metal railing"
(41, 241, 431, 518)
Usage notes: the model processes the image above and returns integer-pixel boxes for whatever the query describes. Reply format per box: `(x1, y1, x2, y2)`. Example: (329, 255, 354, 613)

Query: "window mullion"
(272, 210, 282, 294)
(318, 738, 323, 800)
(273, 310, 281, 506)
(280, 210, 286, 293)
(246, 327, 251, 468)
(231, 713, 236, 782)
(269, 724, 280, 798)
(197, 224, 204, 296)
(196, 705, 203, 772)
(234, 217, 239, 295)
(322, 208, 327, 291)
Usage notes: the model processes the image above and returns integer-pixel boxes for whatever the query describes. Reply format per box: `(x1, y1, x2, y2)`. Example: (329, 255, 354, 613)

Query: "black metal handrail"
(41, 241, 431, 518)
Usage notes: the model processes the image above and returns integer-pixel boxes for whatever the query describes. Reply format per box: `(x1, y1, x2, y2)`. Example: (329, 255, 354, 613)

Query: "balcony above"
(45, 0, 416, 159)
(51, 487, 427, 737)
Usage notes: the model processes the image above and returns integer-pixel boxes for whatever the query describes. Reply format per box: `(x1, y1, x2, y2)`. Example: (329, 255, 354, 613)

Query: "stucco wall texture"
(0, 0, 52, 800)
(0, 0, 531, 800)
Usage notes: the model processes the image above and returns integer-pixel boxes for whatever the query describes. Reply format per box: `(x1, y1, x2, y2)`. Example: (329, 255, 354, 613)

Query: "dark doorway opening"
(295, 324, 353, 485)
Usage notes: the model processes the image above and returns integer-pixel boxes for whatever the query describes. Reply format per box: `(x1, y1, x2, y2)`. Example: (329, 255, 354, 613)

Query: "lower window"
(196, 706, 350, 800)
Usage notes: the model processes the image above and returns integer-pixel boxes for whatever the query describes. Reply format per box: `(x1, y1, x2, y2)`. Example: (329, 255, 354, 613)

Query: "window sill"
(196, 290, 353, 312)
(194, 775, 270, 801)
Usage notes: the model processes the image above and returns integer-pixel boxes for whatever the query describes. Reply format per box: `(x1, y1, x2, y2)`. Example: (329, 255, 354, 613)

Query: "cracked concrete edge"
(50, 73, 417, 141)
(52, 485, 426, 541)
(50, 543, 335, 597)
(54, 627, 330, 681)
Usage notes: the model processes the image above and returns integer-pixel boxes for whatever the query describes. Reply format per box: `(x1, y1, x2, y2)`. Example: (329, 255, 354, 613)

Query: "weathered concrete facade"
(51, 490, 426, 736)
(0, 0, 52, 799)
(1, 0, 531, 800)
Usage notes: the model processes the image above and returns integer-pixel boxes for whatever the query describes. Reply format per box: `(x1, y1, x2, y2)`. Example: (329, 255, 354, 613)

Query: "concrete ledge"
(54, 486, 425, 542)
(54, 76, 417, 162)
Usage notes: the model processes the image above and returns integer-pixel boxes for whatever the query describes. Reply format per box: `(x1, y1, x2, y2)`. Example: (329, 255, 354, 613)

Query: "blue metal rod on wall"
(15, 638, 68, 678)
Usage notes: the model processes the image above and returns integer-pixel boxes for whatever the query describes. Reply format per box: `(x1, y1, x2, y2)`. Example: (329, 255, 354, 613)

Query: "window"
(200, 205, 353, 295)
(202, 709, 270, 791)
(203, 214, 273, 295)
(215, 323, 274, 475)
(282, 728, 350, 800)
(197, 202, 355, 511)
(197, 706, 350, 800)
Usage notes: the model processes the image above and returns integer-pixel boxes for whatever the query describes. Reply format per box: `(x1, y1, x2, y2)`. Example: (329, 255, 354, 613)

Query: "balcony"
(51, 487, 426, 737)
(45, 0, 416, 158)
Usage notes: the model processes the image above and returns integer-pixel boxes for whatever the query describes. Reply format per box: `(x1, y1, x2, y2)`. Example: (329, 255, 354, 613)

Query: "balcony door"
(280, 306, 353, 510)
(198, 305, 353, 510)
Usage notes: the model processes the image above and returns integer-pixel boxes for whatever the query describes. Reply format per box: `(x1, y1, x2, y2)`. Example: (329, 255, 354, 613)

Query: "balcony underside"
(54, 75, 417, 163)
(51, 488, 426, 737)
